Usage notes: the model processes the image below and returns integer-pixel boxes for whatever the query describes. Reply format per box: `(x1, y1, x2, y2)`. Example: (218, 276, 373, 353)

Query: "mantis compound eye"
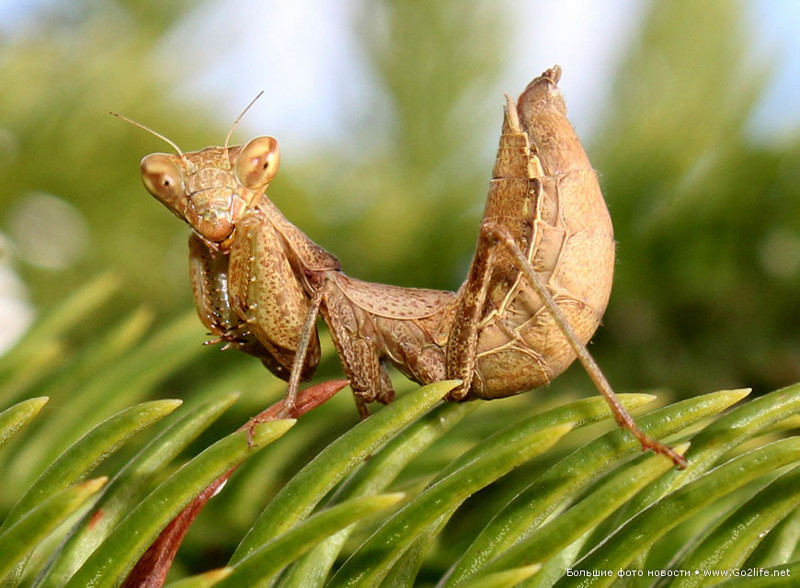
(140, 154, 185, 207)
(236, 136, 280, 190)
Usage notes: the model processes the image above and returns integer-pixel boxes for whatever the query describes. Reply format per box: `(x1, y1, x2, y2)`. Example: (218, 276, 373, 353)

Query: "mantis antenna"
(112, 89, 264, 167)
(224, 90, 265, 151)
(110, 111, 192, 171)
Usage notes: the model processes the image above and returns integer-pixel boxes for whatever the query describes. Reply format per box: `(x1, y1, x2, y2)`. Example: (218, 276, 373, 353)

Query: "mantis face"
(140, 136, 280, 249)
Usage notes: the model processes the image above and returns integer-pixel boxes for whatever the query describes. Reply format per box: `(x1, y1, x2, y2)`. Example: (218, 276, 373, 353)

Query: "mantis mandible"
(117, 67, 686, 467)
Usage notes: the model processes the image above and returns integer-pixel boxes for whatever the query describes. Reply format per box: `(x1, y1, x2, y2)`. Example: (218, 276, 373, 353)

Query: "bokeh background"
(2, 0, 799, 401)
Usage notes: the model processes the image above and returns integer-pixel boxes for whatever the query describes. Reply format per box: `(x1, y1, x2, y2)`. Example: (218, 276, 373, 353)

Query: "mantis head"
(138, 137, 280, 248)
(114, 92, 279, 249)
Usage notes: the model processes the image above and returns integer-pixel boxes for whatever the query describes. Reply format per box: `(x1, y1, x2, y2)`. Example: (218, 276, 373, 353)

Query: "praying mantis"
(118, 66, 686, 467)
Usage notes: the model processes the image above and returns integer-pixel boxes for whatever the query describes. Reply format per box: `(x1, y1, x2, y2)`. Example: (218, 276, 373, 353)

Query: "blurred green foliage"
(593, 0, 800, 397)
(2, 1, 800, 583)
(1, 0, 799, 402)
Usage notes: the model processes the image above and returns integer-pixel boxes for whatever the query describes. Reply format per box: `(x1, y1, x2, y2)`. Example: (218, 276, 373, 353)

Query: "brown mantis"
(118, 66, 686, 467)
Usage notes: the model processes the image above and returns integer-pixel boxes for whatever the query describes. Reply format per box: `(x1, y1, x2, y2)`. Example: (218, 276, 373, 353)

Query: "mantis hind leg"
(482, 221, 687, 467)
(444, 228, 499, 400)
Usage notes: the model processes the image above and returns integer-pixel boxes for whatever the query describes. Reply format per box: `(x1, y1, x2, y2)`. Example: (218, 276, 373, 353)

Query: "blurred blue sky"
(178, 0, 648, 150)
(2, 0, 797, 154)
(155, 0, 800, 157)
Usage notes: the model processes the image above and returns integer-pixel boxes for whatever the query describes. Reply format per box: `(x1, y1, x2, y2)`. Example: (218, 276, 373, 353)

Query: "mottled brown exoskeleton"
(120, 67, 685, 466)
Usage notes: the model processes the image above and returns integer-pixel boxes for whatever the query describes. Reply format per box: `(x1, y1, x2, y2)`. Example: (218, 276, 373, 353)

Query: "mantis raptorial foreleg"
(227, 204, 322, 380)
